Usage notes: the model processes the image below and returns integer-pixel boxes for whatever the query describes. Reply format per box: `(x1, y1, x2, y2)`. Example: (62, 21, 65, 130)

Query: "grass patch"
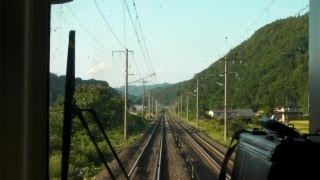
(181, 117, 231, 146)
(284, 120, 309, 134)
(182, 116, 310, 148)
(49, 116, 152, 179)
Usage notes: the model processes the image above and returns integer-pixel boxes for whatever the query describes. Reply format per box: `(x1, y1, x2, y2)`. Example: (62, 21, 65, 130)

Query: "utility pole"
(175, 102, 178, 115)
(151, 96, 154, 117)
(180, 92, 183, 119)
(128, 73, 155, 120)
(125, 49, 129, 140)
(224, 58, 227, 141)
(187, 92, 189, 121)
(112, 49, 133, 140)
(177, 100, 180, 116)
(141, 81, 147, 120)
(156, 99, 158, 116)
(148, 90, 151, 119)
(222, 57, 240, 141)
(310, 0, 320, 139)
(196, 76, 199, 126)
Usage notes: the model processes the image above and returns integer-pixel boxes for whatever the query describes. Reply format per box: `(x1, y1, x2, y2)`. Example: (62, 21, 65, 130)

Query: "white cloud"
(88, 62, 105, 75)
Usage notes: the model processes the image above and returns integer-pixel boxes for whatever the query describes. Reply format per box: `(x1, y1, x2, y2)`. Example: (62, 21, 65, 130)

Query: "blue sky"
(50, 0, 309, 88)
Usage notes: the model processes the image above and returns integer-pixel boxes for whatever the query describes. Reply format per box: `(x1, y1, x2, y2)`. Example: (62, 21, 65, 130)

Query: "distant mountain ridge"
(49, 73, 118, 105)
(49, 73, 170, 105)
(148, 14, 309, 115)
(50, 14, 309, 116)
(115, 83, 171, 96)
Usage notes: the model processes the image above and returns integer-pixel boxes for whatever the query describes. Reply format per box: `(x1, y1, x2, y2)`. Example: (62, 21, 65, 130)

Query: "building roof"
(235, 109, 255, 117)
(274, 105, 302, 109)
(133, 105, 144, 111)
(210, 109, 255, 118)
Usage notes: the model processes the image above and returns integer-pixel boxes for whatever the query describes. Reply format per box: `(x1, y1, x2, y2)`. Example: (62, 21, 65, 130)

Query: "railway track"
(127, 114, 165, 180)
(99, 111, 233, 180)
(167, 113, 233, 180)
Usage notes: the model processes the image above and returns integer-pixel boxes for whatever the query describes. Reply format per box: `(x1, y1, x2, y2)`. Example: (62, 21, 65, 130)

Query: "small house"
(208, 109, 255, 121)
(273, 105, 303, 122)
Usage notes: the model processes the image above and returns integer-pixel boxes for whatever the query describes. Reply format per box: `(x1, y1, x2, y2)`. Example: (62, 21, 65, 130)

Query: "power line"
(123, 0, 127, 47)
(122, 3, 142, 82)
(52, 8, 110, 57)
(235, 0, 276, 46)
(245, 0, 276, 35)
(131, 54, 142, 80)
(295, 5, 309, 17)
(77, 31, 110, 57)
(130, 0, 158, 83)
(123, 0, 151, 72)
(67, 5, 108, 51)
(93, 0, 125, 49)
(123, 0, 155, 75)
(132, 0, 156, 74)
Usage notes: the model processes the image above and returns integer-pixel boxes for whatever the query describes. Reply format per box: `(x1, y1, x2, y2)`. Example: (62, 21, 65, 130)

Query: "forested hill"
(49, 73, 118, 105)
(49, 74, 147, 178)
(151, 14, 309, 115)
(116, 83, 171, 97)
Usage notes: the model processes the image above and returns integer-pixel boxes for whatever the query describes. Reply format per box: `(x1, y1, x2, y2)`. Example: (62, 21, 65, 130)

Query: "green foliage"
(229, 117, 248, 135)
(151, 14, 309, 117)
(49, 73, 66, 105)
(116, 83, 171, 103)
(74, 84, 124, 129)
(128, 114, 147, 133)
(49, 73, 116, 105)
(49, 82, 147, 179)
(49, 154, 61, 178)
(249, 116, 264, 129)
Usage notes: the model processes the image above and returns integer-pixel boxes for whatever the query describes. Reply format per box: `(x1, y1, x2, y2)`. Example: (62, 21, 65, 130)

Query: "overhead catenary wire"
(234, 0, 308, 50)
(93, 0, 126, 49)
(122, 0, 142, 81)
(235, 0, 276, 46)
(67, 5, 109, 51)
(132, 0, 158, 84)
(132, 0, 156, 73)
(295, 4, 309, 17)
(123, 0, 155, 76)
(123, 0, 127, 47)
(130, 0, 158, 84)
(131, 54, 142, 80)
(53, 5, 126, 81)
(246, 0, 276, 33)
(51, 7, 110, 57)
(123, 0, 151, 72)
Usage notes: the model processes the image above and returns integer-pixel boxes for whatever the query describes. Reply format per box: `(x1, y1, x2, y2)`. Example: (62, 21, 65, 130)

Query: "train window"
(49, 1, 314, 179)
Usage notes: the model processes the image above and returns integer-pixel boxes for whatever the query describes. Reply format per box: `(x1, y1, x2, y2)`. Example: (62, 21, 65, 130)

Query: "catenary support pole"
(309, 0, 320, 140)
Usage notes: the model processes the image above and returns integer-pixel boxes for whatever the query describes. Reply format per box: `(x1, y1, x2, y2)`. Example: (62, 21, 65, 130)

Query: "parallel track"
(115, 112, 233, 179)
(167, 113, 232, 179)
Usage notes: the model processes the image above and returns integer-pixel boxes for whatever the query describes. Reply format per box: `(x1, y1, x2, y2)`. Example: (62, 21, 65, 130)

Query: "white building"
(208, 109, 256, 121)
(273, 106, 303, 122)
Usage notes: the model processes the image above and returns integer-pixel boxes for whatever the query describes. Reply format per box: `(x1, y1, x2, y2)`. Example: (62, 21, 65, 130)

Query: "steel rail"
(166, 113, 200, 179)
(128, 115, 162, 178)
(176, 117, 234, 178)
(154, 114, 165, 180)
(175, 116, 233, 167)
(168, 114, 221, 171)
(168, 113, 232, 180)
